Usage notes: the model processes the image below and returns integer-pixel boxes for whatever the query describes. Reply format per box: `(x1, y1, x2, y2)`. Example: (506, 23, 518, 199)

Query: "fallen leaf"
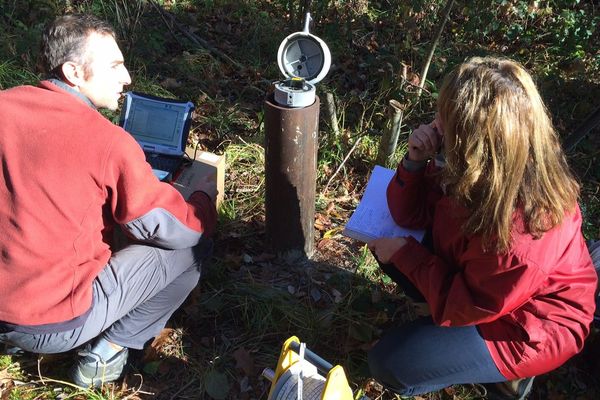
(317, 238, 332, 249)
(363, 378, 383, 393)
(374, 311, 388, 325)
(160, 77, 182, 89)
(0, 378, 14, 400)
(443, 386, 456, 396)
(323, 227, 344, 239)
(238, 375, 252, 392)
(314, 213, 331, 231)
(144, 328, 175, 362)
(325, 201, 335, 214)
(233, 347, 256, 376)
(407, 71, 420, 87)
(310, 288, 322, 302)
(331, 288, 343, 303)
(204, 370, 230, 399)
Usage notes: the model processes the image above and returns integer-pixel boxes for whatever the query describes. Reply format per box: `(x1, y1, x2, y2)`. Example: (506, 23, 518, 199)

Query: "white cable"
(297, 343, 305, 400)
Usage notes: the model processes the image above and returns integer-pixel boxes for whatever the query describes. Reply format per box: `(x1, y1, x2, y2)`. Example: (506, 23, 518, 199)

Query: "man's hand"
(193, 175, 218, 203)
(368, 237, 408, 264)
(407, 118, 444, 161)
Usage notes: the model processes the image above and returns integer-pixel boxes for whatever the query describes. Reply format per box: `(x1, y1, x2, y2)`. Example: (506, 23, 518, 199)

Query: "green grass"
(0, 61, 39, 89)
(218, 142, 265, 226)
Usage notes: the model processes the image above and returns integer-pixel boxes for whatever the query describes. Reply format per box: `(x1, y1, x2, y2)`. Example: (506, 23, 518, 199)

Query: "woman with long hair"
(367, 57, 597, 399)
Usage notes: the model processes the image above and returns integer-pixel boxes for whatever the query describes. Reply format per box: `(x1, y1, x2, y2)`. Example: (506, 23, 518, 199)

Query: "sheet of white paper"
(343, 165, 425, 243)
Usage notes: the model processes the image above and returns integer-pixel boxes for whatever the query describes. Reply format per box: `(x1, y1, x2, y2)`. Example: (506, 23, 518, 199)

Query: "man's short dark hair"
(39, 14, 116, 78)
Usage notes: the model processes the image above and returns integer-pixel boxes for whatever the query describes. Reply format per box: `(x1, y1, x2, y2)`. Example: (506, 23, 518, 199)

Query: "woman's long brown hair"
(437, 57, 579, 252)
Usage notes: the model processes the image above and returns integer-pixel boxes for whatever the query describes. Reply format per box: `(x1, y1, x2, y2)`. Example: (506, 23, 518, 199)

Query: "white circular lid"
(277, 32, 331, 85)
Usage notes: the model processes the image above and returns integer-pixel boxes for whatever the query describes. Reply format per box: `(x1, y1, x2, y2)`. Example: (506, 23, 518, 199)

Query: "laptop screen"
(120, 92, 194, 156)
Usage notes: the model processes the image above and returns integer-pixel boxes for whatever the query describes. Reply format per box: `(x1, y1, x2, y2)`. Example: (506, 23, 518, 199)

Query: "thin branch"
(322, 135, 364, 194)
(563, 106, 600, 152)
(417, 0, 455, 97)
(169, 378, 198, 400)
(37, 356, 45, 385)
(148, 0, 245, 71)
(151, 0, 185, 46)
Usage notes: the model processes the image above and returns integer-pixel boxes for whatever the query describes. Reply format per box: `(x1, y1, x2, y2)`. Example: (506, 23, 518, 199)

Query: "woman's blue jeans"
(368, 260, 506, 396)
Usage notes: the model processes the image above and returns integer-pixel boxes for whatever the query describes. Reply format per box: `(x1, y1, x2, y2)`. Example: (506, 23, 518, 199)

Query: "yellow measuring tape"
(263, 336, 354, 400)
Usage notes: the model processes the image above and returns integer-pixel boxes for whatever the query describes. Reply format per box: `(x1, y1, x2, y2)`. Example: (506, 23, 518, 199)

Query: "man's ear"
(60, 61, 85, 87)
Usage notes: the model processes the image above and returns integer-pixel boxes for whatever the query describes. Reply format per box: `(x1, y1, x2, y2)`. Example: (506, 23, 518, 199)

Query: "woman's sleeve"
(386, 160, 443, 230)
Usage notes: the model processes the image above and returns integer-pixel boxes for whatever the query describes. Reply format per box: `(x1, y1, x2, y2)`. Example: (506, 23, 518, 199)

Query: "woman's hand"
(407, 118, 444, 161)
(368, 237, 408, 264)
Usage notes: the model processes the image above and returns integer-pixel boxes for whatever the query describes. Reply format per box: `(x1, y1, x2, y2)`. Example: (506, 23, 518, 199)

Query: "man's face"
(77, 32, 131, 110)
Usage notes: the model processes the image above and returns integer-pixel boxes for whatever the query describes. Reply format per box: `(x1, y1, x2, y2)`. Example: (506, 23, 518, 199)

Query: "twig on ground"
(122, 373, 155, 399)
(36, 356, 45, 385)
(322, 135, 364, 194)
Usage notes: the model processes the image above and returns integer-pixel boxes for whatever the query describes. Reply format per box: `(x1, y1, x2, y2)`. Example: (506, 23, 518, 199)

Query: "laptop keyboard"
(145, 153, 182, 173)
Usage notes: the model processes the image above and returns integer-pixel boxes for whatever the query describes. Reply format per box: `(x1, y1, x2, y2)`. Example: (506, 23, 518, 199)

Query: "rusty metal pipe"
(264, 94, 320, 260)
